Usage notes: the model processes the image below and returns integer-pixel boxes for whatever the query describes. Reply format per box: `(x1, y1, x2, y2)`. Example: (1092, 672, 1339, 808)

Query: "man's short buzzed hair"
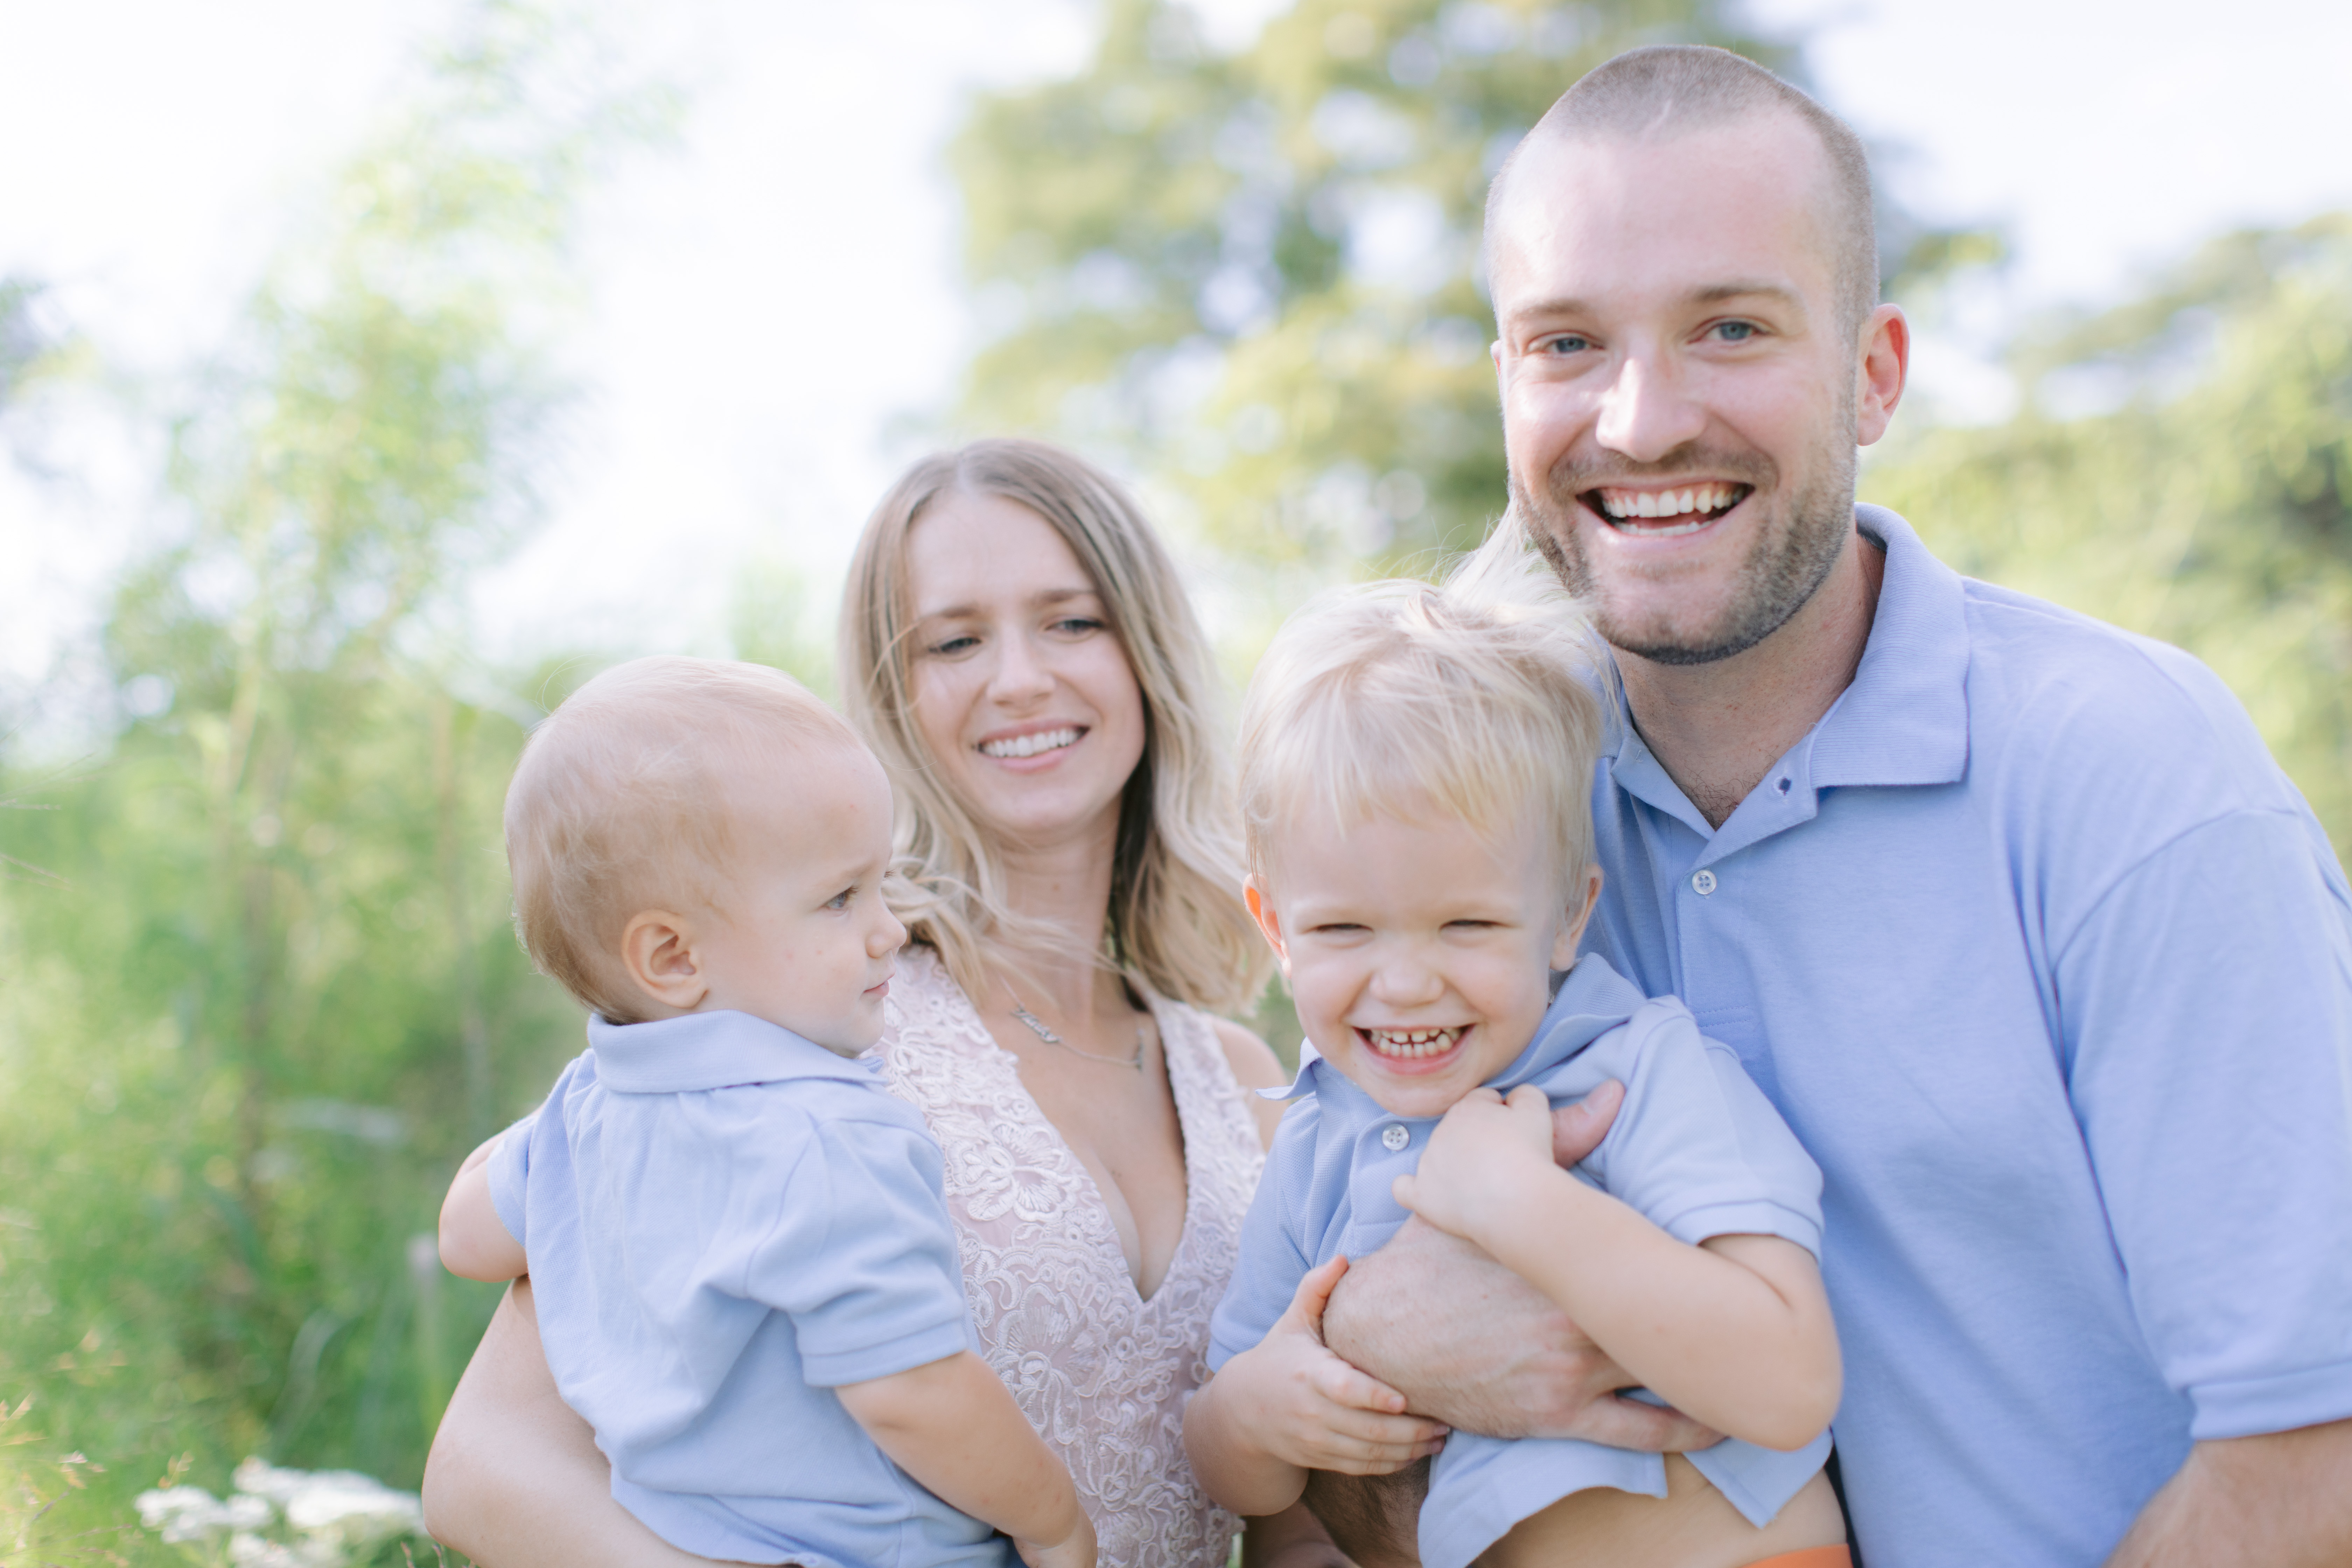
(1487, 45, 1879, 340)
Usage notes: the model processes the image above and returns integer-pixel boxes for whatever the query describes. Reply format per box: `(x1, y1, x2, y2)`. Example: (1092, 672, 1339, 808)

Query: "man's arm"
(1317, 1082, 1718, 1451)
(2105, 1419, 2352, 1568)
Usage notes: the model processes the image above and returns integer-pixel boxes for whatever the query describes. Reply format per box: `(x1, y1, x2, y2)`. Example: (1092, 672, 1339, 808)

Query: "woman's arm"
(1394, 1086, 1841, 1451)
(421, 1279, 718, 1568)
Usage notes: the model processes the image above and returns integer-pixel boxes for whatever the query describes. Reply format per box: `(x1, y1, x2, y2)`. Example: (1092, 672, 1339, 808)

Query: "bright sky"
(5, 0, 2349, 716)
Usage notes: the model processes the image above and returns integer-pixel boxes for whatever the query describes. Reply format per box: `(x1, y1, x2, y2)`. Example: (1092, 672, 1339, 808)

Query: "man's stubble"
(1513, 383, 1858, 667)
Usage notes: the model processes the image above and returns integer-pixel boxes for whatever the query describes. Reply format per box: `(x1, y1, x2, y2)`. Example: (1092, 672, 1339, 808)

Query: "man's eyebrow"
(1505, 281, 1807, 320)
(1687, 280, 1806, 312)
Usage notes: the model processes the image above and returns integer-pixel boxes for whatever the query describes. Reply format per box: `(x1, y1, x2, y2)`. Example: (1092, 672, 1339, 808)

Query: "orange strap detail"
(1743, 1549, 1854, 1568)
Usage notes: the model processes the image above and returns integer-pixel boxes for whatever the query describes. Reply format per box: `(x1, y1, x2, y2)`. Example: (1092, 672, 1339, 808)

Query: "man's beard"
(1514, 415, 1858, 667)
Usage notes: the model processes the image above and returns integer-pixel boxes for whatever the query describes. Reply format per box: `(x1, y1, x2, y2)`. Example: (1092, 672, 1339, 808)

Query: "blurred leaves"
(1869, 214, 2352, 852)
(0, 0, 665, 1528)
(954, 0, 1892, 579)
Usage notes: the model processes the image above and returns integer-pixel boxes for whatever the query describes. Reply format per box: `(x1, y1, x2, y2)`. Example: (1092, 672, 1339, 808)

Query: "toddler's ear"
(620, 909, 707, 1014)
(1242, 877, 1290, 973)
(1551, 866, 1604, 971)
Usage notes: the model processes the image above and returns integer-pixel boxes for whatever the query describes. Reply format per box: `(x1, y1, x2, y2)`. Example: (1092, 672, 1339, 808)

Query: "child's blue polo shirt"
(1207, 953, 1829, 1568)
(488, 1009, 1010, 1568)
(1584, 506, 2352, 1568)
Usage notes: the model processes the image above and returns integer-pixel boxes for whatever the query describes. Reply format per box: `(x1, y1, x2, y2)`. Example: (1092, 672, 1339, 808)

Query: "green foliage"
(1866, 215, 2352, 852)
(0, 0, 668, 1527)
(951, 0, 1810, 576)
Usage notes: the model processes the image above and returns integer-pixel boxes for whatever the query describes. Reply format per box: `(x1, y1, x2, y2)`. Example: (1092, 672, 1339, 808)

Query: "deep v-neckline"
(953, 982, 1204, 1306)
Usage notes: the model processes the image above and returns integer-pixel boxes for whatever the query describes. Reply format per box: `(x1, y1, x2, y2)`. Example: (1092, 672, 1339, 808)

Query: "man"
(1310, 45, 2352, 1568)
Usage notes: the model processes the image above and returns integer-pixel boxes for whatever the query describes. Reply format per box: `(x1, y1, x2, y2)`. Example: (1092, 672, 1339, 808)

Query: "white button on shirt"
(1691, 869, 1718, 895)
(1381, 1124, 1410, 1151)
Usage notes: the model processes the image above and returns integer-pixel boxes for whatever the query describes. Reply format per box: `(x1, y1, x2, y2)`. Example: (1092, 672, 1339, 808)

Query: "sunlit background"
(4, 0, 2348, 1558)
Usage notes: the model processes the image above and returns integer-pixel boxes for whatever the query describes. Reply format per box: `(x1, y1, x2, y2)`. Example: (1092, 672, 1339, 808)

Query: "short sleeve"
(2057, 809, 2352, 1439)
(1584, 1006, 1825, 1254)
(740, 1106, 974, 1388)
(484, 1110, 541, 1248)
(1207, 1114, 1318, 1372)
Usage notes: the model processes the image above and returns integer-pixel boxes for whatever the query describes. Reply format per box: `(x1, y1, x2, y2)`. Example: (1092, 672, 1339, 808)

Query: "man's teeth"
(981, 727, 1080, 759)
(1364, 1027, 1463, 1060)
(1597, 483, 1741, 522)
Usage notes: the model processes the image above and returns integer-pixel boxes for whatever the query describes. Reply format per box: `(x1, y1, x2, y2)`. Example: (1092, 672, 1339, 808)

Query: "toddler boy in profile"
(438, 656, 1093, 1568)
(1183, 566, 1848, 1568)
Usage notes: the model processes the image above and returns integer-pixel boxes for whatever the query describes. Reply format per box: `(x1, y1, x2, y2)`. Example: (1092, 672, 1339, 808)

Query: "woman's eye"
(926, 634, 980, 658)
(1050, 616, 1105, 636)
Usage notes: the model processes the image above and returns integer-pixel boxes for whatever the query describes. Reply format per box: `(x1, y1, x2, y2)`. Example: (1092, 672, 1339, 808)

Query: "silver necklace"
(1007, 990, 1148, 1072)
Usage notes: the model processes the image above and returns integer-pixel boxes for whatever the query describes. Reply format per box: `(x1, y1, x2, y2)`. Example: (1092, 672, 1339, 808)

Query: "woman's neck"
(986, 804, 1127, 1024)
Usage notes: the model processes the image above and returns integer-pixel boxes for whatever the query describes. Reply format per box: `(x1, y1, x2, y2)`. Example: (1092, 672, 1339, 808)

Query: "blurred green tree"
(0, 0, 671, 1531)
(949, 0, 1973, 593)
(1867, 214, 2352, 853)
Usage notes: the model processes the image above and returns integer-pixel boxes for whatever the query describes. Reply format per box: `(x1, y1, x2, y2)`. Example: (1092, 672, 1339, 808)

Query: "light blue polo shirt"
(1585, 505, 2352, 1568)
(488, 1010, 1009, 1568)
(1208, 953, 1830, 1568)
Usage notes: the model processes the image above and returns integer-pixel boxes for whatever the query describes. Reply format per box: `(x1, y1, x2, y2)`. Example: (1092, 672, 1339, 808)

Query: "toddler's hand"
(1391, 1085, 1556, 1244)
(1016, 1505, 1096, 1568)
(1223, 1256, 1448, 1475)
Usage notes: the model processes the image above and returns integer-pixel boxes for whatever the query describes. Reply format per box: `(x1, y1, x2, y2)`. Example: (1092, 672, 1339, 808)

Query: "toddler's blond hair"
(505, 656, 861, 1022)
(1239, 530, 1614, 891)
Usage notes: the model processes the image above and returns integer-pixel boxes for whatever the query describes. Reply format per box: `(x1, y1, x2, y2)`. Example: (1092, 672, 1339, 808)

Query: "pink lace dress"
(872, 946, 1267, 1568)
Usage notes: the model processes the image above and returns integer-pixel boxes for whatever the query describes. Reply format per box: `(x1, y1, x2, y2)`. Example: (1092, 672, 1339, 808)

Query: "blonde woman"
(422, 440, 1344, 1568)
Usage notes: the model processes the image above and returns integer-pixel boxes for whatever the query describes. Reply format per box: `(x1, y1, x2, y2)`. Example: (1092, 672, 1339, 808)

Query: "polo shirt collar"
(587, 1009, 877, 1094)
(1605, 505, 1971, 842)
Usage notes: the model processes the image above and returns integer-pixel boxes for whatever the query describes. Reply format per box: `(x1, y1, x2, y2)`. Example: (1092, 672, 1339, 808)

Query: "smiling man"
(1310, 44, 2352, 1568)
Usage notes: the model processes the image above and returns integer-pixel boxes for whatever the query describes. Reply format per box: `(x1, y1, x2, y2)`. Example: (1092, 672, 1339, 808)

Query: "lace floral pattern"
(874, 947, 1266, 1568)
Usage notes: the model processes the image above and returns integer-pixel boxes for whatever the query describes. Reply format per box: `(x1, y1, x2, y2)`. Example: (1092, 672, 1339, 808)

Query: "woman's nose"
(986, 632, 1054, 704)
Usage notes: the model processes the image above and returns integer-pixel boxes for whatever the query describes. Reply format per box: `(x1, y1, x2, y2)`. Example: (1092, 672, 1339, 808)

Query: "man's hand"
(1321, 1080, 1718, 1451)
(2105, 1418, 2352, 1567)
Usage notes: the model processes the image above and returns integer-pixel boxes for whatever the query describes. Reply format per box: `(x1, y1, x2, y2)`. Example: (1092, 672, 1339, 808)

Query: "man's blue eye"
(1544, 335, 1591, 355)
(1714, 321, 1756, 341)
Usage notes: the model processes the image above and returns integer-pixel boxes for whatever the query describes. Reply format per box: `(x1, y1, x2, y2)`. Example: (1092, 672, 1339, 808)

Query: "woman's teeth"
(1363, 1027, 1463, 1060)
(981, 728, 1080, 759)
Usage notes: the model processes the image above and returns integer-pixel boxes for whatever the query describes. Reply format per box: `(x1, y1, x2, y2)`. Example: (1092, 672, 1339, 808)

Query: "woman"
(422, 440, 1343, 1568)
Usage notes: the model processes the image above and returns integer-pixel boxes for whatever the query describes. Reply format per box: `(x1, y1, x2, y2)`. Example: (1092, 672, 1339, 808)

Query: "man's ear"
(620, 909, 708, 1014)
(1854, 302, 1910, 447)
(1551, 866, 1604, 971)
(1242, 876, 1291, 976)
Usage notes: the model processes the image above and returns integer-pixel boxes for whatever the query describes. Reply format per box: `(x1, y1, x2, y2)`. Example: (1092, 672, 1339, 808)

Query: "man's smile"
(1585, 482, 1753, 537)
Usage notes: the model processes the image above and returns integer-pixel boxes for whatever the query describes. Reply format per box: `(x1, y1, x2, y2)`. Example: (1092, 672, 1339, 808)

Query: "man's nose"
(1593, 348, 1705, 462)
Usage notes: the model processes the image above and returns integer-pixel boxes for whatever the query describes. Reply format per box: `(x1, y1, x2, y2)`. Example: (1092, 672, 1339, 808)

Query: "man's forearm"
(2106, 1419, 2352, 1568)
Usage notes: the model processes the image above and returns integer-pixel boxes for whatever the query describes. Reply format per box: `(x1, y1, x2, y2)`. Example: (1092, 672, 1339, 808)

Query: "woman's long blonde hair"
(838, 439, 1268, 1016)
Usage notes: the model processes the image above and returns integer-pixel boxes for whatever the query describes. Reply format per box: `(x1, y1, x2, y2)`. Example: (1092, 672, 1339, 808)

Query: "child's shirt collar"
(586, 1009, 880, 1096)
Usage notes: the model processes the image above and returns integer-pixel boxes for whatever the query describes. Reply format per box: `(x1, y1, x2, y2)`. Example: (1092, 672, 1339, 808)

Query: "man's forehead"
(1489, 115, 1837, 312)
